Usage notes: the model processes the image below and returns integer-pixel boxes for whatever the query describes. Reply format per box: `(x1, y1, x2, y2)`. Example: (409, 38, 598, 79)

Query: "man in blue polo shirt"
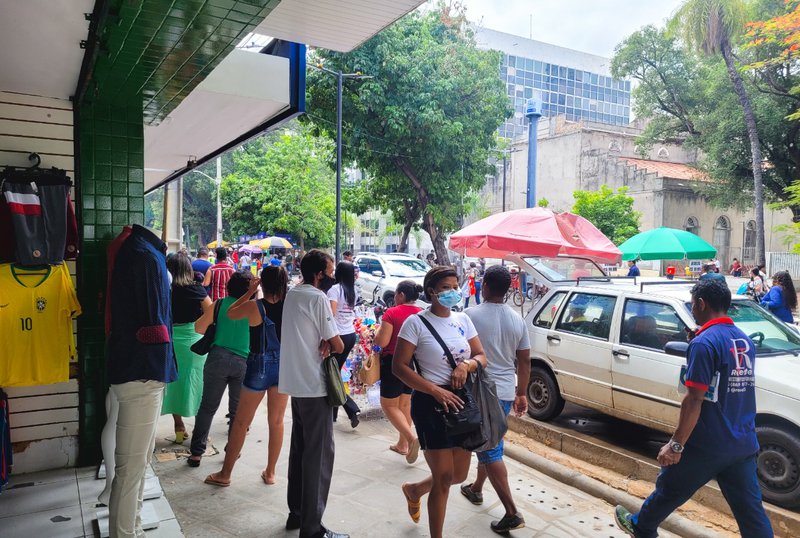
(615, 279, 772, 538)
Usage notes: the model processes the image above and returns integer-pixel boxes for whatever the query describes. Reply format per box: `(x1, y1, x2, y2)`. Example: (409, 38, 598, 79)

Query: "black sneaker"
(614, 505, 636, 538)
(286, 513, 301, 530)
(490, 513, 525, 534)
(459, 483, 483, 505)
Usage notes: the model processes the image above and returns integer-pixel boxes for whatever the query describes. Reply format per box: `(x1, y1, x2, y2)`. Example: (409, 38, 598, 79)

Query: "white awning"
(257, 0, 426, 52)
(144, 49, 291, 191)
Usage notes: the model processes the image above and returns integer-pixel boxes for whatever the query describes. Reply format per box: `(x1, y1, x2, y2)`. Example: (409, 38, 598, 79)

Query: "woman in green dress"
(162, 252, 212, 442)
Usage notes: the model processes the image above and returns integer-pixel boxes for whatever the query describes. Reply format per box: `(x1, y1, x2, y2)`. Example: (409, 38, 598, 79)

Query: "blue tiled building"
(475, 27, 632, 138)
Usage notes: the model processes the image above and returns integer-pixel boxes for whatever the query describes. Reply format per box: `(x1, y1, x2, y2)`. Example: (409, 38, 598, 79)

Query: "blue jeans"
(632, 450, 772, 538)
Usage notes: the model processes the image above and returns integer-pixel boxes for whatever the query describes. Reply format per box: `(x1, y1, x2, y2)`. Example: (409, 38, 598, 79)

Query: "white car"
(514, 255, 800, 509)
(354, 253, 429, 307)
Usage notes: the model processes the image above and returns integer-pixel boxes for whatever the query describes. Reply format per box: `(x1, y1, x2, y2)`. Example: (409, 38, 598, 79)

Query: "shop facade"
(0, 0, 424, 475)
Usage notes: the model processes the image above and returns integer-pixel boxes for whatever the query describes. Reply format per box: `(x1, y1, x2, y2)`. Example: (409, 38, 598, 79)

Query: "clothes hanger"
(0, 153, 72, 188)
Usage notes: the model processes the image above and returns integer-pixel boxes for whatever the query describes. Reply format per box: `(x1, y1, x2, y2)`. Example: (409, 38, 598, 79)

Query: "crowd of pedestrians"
(151, 243, 792, 538)
(155, 244, 540, 538)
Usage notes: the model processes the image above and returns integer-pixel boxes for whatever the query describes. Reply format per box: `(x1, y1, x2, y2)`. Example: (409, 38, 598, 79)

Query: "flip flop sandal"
(389, 445, 408, 456)
(174, 431, 187, 444)
(401, 483, 421, 524)
(406, 438, 420, 465)
(204, 474, 231, 487)
(261, 470, 276, 485)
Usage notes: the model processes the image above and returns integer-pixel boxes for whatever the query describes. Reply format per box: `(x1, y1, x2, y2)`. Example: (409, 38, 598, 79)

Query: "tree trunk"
(722, 40, 766, 267)
(421, 210, 450, 265)
(393, 158, 451, 265)
(399, 223, 412, 252)
(398, 200, 419, 253)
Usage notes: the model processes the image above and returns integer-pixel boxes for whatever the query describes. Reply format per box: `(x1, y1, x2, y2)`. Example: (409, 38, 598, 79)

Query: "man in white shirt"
(462, 265, 531, 534)
(279, 249, 346, 538)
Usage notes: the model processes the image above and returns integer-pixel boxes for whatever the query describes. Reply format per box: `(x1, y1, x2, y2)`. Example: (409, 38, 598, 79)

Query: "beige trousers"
(108, 380, 165, 538)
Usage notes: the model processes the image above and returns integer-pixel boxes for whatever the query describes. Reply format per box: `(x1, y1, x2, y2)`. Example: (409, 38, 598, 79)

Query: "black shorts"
(379, 354, 412, 399)
(410, 390, 470, 451)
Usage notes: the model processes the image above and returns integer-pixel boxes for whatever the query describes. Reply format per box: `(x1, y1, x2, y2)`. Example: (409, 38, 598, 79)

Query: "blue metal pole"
(525, 98, 542, 209)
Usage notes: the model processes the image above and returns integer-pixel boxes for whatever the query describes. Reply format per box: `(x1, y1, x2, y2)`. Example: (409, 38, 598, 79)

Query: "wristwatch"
(669, 440, 684, 453)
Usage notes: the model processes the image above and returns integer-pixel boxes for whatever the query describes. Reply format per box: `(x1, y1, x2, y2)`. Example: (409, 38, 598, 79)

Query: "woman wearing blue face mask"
(392, 266, 488, 538)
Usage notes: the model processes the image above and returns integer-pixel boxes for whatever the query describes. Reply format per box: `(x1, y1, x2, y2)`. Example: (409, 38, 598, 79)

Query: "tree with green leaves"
(220, 124, 336, 251)
(572, 185, 641, 245)
(306, 3, 510, 264)
(670, 0, 766, 265)
(612, 2, 800, 261)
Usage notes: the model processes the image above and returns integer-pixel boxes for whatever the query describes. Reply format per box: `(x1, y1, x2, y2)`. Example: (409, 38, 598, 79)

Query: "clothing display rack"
(0, 153, 72, 187)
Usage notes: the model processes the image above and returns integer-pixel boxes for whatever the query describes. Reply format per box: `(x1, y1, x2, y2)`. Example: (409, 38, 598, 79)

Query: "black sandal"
(187, 456, 201, 468)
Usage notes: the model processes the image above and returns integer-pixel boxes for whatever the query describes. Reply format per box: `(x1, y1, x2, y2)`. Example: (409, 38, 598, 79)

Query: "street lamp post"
(312, 64, 371, 261)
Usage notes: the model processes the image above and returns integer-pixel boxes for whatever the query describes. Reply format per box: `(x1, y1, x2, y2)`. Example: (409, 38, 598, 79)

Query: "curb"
(504, 443, 721, 538)
(507, 414, 800, 537)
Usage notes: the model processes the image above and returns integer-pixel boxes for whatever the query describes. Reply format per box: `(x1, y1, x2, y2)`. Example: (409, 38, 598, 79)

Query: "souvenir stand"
(347, 306, 382, 408)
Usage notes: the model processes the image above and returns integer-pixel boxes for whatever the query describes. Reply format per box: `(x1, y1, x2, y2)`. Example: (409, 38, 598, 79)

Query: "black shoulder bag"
(190, 300, 222, 355)
(417, 315, 485, 448)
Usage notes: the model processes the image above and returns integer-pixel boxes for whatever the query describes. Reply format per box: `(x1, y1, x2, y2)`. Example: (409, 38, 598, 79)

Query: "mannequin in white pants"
(108, 380, 165, 538)
(98, 389, 119, 505)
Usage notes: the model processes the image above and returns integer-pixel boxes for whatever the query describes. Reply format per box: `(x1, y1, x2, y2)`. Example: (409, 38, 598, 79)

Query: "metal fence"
(766, 252, 800, 280)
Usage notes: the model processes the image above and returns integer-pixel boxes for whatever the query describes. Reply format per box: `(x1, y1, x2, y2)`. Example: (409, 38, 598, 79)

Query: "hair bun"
(415, 284, 423, 293)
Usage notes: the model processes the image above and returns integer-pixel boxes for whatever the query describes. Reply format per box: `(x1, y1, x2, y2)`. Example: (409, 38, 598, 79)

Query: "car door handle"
(547, 335, 561, 343)
(612, 349, 630, 359)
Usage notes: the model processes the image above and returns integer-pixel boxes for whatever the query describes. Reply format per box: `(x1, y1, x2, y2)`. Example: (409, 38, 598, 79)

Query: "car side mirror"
(372, 270, 384, 278)
(664, 341, 689, 358)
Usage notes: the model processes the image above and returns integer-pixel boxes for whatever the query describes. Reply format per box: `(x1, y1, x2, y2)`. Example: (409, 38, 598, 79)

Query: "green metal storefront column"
(76, 100, 145, 465)
(74, 0, 282, 466)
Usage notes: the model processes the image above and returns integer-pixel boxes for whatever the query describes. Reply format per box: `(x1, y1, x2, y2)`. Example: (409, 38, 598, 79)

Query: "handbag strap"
(417, 314, 459, 371)
(210, 299, 222, 327)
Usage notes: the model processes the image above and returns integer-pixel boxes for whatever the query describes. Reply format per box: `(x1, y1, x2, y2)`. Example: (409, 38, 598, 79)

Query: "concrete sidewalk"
(152, 393, 676, 537)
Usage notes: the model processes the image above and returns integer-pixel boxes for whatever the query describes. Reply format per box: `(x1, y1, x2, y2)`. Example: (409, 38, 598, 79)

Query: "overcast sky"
(457, 0, 685, 58)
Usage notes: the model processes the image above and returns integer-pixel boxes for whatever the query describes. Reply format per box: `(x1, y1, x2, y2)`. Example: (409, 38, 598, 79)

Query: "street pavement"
(151, 392, 675, 537)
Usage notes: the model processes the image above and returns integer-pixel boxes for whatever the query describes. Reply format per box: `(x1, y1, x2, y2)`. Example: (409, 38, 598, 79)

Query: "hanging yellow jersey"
(0, 263, 81, 386)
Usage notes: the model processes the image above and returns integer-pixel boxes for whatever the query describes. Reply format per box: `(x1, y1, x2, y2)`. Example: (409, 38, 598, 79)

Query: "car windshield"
(386, 259, 428, 277)
(683, 300, 800, 356)
(523, 256, 607, 282)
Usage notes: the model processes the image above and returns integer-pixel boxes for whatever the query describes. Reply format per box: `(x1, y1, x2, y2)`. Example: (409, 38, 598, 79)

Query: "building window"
(743, 220, 756, 263)
(685, 216, 699, 235)
(713, 216, 731, 266)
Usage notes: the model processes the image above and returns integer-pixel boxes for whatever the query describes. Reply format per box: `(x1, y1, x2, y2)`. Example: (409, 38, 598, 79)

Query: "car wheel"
(527, 366, 565, 421)
(756, 425, 800, 508)
(382, 291, 395, 308)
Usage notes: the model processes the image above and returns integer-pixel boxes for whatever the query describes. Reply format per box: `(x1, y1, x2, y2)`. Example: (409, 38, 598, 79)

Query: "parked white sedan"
(514, 255, 800, 509)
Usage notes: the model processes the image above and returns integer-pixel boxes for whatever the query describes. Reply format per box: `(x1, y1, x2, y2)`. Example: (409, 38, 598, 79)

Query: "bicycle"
(504, 272, 526, 307)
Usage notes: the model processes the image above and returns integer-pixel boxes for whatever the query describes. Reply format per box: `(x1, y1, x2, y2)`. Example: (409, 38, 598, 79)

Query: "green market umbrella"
(618, 227, 717, 261)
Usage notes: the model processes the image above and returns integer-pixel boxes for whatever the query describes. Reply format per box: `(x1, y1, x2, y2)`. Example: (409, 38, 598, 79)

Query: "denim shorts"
(476, 399, 513, 465)
(242, 351, 279, 392)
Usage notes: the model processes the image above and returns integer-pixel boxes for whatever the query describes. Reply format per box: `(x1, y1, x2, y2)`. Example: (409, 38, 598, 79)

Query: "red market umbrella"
(448, 207, 622, 263)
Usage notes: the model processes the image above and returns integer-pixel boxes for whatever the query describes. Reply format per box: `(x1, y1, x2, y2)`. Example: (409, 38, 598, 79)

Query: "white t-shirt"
(398, 310, 478, 386)
(279, 284, 339, 397)
(327, 284, 356, 335)
(465, 303, 531, 401)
